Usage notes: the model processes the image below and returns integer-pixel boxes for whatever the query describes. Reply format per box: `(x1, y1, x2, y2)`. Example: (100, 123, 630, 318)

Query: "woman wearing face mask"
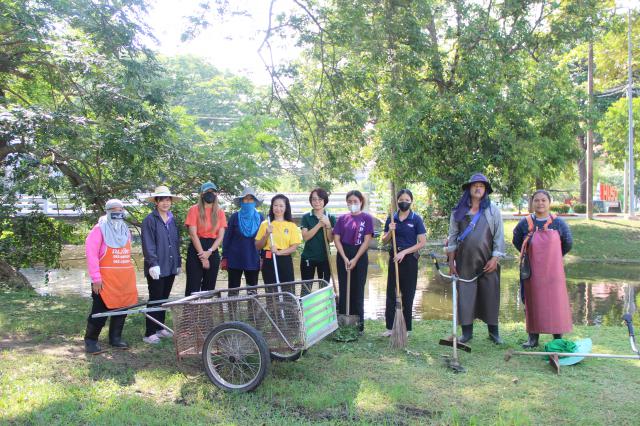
(513, 189, 573, 349)
(83, 199, 138, 354)
(255, 194, 302, 287)
(184, 182, 227, 296)
(332, 190, 375, 332)
(380, 189, 427, 337)
(141, 186, 182, 344)
(222, 187, 264, 290)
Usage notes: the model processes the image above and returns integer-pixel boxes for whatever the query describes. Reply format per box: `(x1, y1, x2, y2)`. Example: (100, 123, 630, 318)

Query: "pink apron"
(523, 217, 573, 334)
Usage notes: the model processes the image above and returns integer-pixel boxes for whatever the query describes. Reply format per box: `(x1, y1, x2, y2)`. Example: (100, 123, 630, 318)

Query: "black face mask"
(109, 212, 126, 220)
(398, 201, 411, 212)
(202, 192, 216, 204)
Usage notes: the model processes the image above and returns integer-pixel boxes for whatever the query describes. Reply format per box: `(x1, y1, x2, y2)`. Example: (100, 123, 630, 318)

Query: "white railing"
(10, 192, 384, 219)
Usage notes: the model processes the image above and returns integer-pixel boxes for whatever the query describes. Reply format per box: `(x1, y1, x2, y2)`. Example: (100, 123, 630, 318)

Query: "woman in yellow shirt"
(255, 194, 302, 285)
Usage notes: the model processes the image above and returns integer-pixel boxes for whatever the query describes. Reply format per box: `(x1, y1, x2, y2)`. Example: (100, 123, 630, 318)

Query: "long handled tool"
(338, 264, 359, 327)
(505, 315, 640, 374)
(389, 213, 407, 349)
(323, 227, 338, 296)
(267, 217, 285, 321)
(623, 314, 639, 356)
(505, 348, 640, 374)
(430, 253, 480, 373)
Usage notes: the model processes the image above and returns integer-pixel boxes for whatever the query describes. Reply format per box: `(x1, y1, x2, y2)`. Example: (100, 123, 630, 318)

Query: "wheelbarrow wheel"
(202, 321, 270, 392)
(270, 348, 303, 362)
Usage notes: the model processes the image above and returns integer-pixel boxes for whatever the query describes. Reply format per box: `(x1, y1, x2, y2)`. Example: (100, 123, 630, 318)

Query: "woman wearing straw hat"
(222, 187, 264, 289)
(184, 182, 227, 296)
(141, 185, 182, 344)
(84, 199, 138, 354)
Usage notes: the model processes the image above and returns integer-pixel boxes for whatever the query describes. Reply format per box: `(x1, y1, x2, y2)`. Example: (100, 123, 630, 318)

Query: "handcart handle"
(429, 252, 480, 283)
(429, 252, 441, 270)
(623, 314, 635, 337)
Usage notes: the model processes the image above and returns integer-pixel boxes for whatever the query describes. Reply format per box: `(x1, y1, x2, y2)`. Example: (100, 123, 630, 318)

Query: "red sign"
(598, 183, 619, 202)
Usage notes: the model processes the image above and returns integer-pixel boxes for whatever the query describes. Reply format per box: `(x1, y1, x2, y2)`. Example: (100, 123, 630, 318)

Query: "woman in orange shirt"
(184, 182, 227, 296)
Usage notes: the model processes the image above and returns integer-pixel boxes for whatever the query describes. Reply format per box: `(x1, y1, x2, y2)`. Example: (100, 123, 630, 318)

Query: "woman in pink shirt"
(84, 199, 138, 354)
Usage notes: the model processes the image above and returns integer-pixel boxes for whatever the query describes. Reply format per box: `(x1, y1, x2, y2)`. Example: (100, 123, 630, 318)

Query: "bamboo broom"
(389, 210, 408, 349)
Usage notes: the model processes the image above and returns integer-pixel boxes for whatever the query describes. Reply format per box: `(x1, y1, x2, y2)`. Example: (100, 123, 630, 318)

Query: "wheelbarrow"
(93, 279, 338, 391)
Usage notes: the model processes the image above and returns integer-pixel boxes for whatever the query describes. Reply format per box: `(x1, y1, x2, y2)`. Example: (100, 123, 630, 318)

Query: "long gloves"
(149, 266, 161, 280)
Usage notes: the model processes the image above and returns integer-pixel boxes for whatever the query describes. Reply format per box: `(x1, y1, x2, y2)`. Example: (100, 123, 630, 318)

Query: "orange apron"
(99, 241, 138, 309)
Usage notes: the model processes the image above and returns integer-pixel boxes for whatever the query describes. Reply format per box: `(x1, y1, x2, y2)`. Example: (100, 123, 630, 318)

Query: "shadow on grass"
(3, 288, 640, 424)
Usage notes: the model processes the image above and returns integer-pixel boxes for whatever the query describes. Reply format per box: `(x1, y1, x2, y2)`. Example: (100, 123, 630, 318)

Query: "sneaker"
(156, 329, 173, 338)
(381, 329, 392, 337)
(143, 334, 161, 344)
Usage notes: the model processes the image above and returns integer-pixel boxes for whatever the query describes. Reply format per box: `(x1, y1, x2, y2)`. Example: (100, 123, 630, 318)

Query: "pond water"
(22, 247, 640, 327)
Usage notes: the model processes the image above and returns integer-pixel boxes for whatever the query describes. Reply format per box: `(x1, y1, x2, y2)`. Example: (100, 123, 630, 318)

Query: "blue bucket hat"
(462, 173, 493, 194)
(200, 182, 218, 193)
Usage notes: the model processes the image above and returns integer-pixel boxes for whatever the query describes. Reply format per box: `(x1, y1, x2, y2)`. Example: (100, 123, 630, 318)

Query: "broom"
(389, 211, 408, 349)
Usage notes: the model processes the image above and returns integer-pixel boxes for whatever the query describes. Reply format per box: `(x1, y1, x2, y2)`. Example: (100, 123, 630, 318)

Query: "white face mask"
(349, 203, 361, 213)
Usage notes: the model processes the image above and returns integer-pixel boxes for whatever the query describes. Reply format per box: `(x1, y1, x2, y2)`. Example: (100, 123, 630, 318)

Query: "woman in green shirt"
(300, 188, 336, 293)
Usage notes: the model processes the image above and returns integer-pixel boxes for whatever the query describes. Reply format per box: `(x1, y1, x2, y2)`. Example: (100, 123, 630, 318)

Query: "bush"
(573, 203, 586, 213)
(0, 213, 73, 269)
(550, 203, 570, 214)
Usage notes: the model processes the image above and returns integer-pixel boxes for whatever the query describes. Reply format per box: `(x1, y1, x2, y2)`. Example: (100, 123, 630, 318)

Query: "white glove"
(176, 267, 181, 276)
(149, 266, 161, 280)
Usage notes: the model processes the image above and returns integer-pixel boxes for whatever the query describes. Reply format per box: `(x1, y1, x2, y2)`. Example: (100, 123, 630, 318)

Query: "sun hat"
(233, 186, 263, 207)
(144, 185, 182, 203)
(461, 173, 493, 194)
(105, 199, 124, 211)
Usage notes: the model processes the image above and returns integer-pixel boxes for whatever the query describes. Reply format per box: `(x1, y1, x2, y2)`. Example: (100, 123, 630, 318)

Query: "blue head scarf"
(238, 201, 261, 237)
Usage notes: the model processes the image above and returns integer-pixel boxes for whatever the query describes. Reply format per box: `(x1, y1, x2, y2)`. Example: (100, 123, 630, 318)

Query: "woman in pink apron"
(512, 190, 573, 349)
(83, 199, 138, 354)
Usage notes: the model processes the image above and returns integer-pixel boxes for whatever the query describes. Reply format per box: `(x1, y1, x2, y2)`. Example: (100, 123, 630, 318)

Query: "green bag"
(544, 338, 577, 361)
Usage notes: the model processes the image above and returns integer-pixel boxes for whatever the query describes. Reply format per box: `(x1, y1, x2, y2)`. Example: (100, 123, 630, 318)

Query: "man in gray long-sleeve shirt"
(446, 173, 506, 344)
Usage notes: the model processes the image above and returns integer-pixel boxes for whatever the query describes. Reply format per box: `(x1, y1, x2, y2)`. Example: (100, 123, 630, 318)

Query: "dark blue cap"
(462, 173, 493, 194)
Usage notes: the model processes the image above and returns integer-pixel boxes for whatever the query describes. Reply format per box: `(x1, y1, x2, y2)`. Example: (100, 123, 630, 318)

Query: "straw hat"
(144, 185, 182, 203)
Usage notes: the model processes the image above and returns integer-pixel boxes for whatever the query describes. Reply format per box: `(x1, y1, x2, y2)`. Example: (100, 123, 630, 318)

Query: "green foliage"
(598, 97, 640, 169)
(248, 0, 607, 209)
(550, 203, 570, 214)
(572, 203, 587, 213)
(0, 213, 73, 268)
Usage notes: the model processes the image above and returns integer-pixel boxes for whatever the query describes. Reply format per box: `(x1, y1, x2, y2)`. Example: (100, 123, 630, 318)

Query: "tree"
(598, 97, 640, 169)
(254, 0, 601, 209)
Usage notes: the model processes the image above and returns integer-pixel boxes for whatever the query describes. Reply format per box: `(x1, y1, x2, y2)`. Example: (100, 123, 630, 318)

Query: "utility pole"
(624, 159, 629, 214)
(586, 42, 594, 220)
(628, 8, 636, 218)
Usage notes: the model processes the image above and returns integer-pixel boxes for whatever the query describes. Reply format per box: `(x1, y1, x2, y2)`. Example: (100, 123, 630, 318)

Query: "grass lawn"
(2, 288, 639, 425)
(502, 218, 640, 262)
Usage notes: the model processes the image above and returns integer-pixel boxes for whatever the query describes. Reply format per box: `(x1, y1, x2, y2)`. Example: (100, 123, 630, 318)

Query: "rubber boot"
(458, 324, 473, 343)
(522, 333, 539, 349)
(552, 333, 563, 340)
(84, 322, 103, 354)
(109, 315, 129, 349)
(488, 324, 504, 344)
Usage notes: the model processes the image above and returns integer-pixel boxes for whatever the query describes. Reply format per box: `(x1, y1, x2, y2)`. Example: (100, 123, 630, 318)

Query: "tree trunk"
(0, 258, 32, 289)
(577, 134, 587, 203)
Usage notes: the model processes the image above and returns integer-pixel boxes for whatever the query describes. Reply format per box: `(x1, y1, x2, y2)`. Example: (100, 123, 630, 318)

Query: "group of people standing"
(445, 173, 574, 347)
(83, 173, 575, 354)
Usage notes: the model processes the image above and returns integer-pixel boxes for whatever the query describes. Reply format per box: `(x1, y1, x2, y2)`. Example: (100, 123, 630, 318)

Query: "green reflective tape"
(305, 310, 336, 330)
(306, 314, 337, 338)
(303, 300, 334, 318)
